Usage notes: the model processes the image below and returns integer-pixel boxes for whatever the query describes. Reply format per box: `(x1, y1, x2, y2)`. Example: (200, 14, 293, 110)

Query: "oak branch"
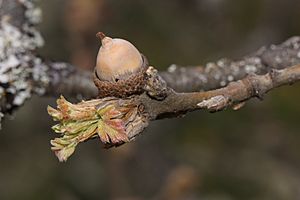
(1, 0, 300, 161)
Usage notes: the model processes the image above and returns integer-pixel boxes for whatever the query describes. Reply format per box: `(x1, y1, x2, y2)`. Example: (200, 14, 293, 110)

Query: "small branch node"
(144, 66, 168, 100)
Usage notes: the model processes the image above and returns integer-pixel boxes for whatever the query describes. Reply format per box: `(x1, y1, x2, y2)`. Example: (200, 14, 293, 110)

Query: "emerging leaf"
(47, 96, 138, 162)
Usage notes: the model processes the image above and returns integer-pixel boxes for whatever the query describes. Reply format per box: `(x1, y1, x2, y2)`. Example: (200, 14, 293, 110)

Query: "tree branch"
(160, 37, 300, 92)
(43, 36, 300, 96)
(48, 63, 300, 161)
(2, 0, 300, 161)
(141, 64, 300, 120)
(0, 0, 97, 128)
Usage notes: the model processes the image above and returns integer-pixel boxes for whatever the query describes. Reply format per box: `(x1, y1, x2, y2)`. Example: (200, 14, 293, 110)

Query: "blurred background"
(1, 0, 300, 199)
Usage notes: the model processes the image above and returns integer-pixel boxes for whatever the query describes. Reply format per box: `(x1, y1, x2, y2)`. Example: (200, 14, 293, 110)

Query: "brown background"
(1, 0, 300, 199)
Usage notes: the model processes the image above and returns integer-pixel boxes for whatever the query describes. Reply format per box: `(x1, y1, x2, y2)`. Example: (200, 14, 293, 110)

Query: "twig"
(44, 36, 300, 95)
(1, 0, 300, 161)
(140, 64, 300, 120)
(48, 63, 300, 161)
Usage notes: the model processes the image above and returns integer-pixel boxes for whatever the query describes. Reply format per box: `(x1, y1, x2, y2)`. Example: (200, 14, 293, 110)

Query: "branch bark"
(43, 36, 300, 96)
(140, 64, 300, 120)
(48, 63, 300, 161)
(160, 37, 300, 92)
(0, 0, 97, 128)
(1, 0, 300, 159)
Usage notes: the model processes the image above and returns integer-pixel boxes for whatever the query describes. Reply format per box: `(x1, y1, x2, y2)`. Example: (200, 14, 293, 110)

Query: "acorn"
(93, 32, 149, 98)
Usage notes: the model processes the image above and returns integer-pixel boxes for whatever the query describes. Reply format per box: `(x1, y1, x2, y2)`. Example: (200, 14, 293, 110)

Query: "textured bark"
(139, 64, 300, 121)
(1, 0, 300, 136)
(160, 37, 300, 92)
(0, 0, 97, 127)
(43, 36, 300, 96)
(48, 63, 300, 161)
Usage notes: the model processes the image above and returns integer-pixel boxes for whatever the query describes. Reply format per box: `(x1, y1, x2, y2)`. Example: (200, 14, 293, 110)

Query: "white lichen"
(205, 62, 217, 73)
(230, 64, 240, 76)
(275, 56, 282, 64)
(214, 72, 221, 80)
(270, 44, 277, 50)
(168, 64, 177, 73)
(0, 0, 46, 128)
(198, 74, 208, 83)
(217, 58, 228, 68)
(227, 75, 234, 82)
(284, 36, 300, 50)
(20, 0, 42, 25)
(220, 80, 226, 87)
(245, 64, 257, 74)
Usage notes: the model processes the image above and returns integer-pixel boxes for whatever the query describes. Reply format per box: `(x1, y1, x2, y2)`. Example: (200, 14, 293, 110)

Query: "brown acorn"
(93, 32, 149, 98)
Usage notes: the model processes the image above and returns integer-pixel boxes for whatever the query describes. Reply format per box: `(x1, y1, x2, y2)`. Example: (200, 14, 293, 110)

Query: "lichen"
(0, 21, 32, 107)
(168, 64, 177, 73)
(0, 0, 45, 128)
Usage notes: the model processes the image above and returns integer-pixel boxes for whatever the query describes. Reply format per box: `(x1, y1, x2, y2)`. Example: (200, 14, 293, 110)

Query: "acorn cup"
(93, 32, 149, 98)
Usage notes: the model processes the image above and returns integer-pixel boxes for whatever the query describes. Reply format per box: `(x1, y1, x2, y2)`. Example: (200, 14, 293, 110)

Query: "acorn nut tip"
(96, 32, 106, 40)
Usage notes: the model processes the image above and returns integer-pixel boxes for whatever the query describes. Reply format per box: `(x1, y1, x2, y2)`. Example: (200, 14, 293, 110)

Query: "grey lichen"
(0, 0, 46, 128)
(160, 37, 300, 93)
